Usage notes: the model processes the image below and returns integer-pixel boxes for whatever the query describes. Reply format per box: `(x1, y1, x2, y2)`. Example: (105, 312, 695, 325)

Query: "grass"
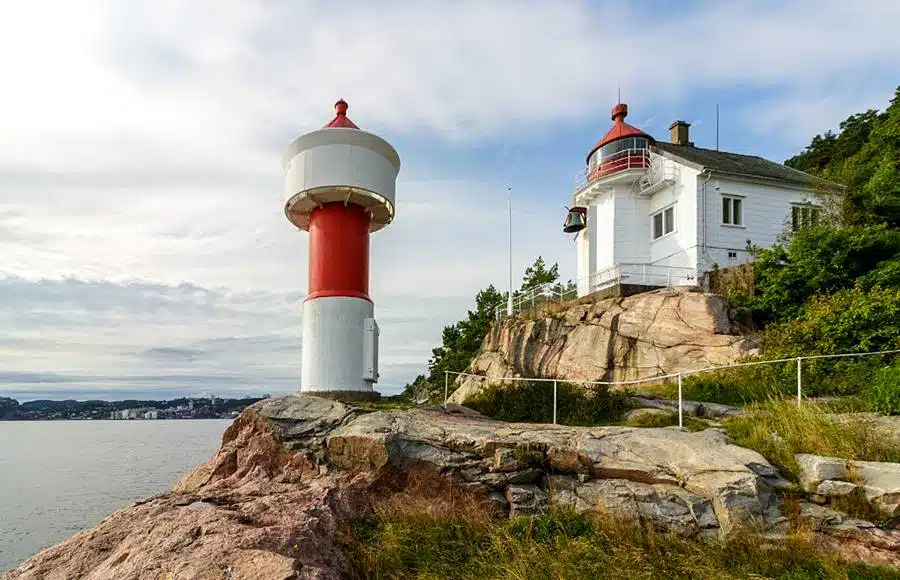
(622, 410, 713, 432)
(354, 395, 416, 412)
(723, 399, 900, 483)
(464, 381, 632, 426)
(342, 480, 900, 580)
(638, 357, 900, 413)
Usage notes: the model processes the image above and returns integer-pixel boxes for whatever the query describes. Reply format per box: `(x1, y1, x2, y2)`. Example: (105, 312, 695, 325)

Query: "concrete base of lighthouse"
(300, 296, 379, 397)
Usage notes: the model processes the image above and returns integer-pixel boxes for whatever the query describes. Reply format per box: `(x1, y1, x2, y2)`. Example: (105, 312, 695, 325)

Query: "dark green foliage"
(345, 506, 900, 579)
(786, 86, 900, 229)
(861, 361, 900, 415)
(464, 381, 631, 426)
(518, 256, 559, 290)
(764, 286, 900, 357)
(744, 225, 900, 324)
(400, 284, 506, 403)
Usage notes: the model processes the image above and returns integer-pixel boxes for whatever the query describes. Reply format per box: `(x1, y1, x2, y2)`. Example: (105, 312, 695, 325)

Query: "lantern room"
(583, 103, 654, 183)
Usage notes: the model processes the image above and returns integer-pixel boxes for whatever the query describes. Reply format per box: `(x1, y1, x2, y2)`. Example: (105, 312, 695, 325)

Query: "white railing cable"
(444, 347, 900, 430)
(496, 263, 697, 320)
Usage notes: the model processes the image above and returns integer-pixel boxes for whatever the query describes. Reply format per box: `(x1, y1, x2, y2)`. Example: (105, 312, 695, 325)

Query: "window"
(597, 137, 648, 162)
(652, 206, 675, 240)
(792, 204, 822, 232)
(728, 251, 738, 259)
(722, 196, 743, 226)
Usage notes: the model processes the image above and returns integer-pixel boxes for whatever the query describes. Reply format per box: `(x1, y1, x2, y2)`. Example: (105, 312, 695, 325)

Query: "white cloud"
(0, 0, 897, 398)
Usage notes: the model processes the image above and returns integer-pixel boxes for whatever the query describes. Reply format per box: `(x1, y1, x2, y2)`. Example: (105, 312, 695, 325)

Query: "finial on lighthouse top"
(611, 103, 628, 121)
(323, 98, 360, 129)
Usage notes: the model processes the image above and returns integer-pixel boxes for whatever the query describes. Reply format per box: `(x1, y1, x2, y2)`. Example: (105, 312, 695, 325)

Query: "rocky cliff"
(6, 395, 899, 579)
(449, 287, 758, 404)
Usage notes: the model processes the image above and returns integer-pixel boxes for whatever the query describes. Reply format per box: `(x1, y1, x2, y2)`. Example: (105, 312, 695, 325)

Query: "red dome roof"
(585, 103, 652, 164)
(323, 99, 359, 129)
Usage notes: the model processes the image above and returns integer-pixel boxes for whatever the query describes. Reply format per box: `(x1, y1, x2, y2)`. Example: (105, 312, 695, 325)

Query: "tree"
(519, 256, 559, 290)
(785, 85, 900, 229)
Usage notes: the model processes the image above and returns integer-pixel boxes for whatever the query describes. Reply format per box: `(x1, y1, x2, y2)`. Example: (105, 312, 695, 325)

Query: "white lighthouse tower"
(283, 99, 401, 400)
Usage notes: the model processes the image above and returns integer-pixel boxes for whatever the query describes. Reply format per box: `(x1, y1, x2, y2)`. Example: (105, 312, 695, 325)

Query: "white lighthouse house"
(562, 102, 841, 299)
(283, 99, 401, 400)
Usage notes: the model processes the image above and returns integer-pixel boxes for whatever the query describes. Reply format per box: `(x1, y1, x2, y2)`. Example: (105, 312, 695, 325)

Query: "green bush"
(746, 225, 900, 324)
(764, 285, 900, 357)
(860, 361, 900, 414)
(464, 381, 631, 426)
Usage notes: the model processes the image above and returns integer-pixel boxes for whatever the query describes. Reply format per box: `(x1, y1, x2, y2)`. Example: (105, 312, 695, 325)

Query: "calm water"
(0, 419, 231, 573)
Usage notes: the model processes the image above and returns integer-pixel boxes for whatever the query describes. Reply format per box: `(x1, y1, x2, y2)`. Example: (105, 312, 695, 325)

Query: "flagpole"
(507, 186, 513, 316)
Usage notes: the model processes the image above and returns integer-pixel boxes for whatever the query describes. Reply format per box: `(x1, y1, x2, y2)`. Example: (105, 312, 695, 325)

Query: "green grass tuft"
(344, 503, 900, 580)
(723, 399, 900, 482)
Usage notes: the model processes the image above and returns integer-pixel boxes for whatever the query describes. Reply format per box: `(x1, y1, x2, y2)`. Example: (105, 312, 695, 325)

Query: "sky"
(1, 0, 899, 401)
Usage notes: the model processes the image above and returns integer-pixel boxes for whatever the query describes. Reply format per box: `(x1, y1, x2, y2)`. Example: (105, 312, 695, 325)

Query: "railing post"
(444, 371, 449, 408)
(553, 380, 558, 425)
(677, 373, 683, 430)
(796, 357, 802, 407)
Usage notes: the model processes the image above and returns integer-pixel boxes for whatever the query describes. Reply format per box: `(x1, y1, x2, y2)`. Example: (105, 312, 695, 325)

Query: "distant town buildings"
(0, 395, 264, 421)
(107, 398, 242, 420)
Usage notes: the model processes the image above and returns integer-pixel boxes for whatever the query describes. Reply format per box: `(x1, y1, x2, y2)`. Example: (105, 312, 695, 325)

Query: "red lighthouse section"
(307, 202, 372, 301)
(585, 103, 654, 180)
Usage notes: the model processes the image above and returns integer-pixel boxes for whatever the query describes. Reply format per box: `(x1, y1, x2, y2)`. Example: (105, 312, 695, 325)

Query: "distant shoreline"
(0, 395, 267, 422)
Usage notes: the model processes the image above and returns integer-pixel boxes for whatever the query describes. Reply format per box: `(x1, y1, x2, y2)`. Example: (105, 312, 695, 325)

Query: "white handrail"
(443, 347, 900, 429)
(495, 263, 697, 320)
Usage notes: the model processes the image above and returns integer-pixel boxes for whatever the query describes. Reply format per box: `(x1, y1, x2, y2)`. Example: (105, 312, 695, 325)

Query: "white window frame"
(791, 203, 822, 232)
(721, 195, 744, 227)
(651, 204, 676, 241)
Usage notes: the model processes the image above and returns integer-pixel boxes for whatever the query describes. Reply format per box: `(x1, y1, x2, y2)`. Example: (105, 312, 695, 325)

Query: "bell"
(563, 207, 587, 233)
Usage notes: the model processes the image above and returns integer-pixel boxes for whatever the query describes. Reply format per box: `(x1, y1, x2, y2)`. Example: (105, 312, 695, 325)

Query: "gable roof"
(652, 142, 843, 191)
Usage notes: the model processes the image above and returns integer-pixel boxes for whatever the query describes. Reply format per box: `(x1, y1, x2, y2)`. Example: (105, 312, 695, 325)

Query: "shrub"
(464, 381, 631, 426)
(747, 225, 900, 324)
(763, 285, 900, 357)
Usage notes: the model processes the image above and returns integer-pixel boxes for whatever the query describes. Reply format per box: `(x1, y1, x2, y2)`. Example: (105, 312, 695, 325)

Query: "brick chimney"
(669, 120, 693, 146)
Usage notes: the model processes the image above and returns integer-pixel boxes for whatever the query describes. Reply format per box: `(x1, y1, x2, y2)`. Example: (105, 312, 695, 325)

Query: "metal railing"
(494, 281, 578, 320)
(444, 348, 900, 429)
(636, 155, 680, 195)
(495, 263, 697, 320)
(585, 262, 695, 295)
(574, 148, 651, 192)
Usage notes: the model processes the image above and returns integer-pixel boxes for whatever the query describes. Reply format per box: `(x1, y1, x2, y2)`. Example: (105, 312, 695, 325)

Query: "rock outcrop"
(5, 395, 899, 579)
(448, 288, 758, 404)
(796, 453, 900, 519)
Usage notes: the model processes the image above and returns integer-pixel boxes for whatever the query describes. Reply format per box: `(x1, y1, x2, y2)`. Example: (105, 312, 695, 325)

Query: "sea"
(0, 419, 231, 573)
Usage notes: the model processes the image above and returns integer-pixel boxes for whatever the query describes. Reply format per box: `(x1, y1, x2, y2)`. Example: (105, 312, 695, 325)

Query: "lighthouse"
(282, 99, 401, 400)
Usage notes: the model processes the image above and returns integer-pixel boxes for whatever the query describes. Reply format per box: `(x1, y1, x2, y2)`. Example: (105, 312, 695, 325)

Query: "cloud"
(0, 0, 897, 399)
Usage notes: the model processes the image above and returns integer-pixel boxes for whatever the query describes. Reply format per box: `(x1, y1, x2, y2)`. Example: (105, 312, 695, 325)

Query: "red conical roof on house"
(585, 103, 652, 164)
(323, 99, 359, 129)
